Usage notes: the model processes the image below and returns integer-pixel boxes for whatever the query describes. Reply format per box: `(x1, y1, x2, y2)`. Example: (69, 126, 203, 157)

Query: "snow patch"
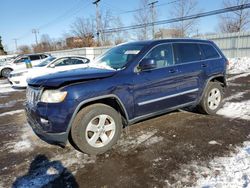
(227, 72, 250, 82)
(217, 100, 250, 120)
(118, 130, 158, 152)
(0, 109, 24, 117)
(194, 141, 250, 188)
(5, 124, 34, 153)
(0, 99, 24, 108)
(208, 140, 221, 145)
(224, 91, 247, 102)
(228, 57, 250, 74)
(145, 136, 163, 146)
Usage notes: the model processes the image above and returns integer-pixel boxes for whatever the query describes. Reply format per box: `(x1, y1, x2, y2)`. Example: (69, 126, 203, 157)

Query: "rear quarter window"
(173, 43, 202, 64)
(200, 44, 220, 59)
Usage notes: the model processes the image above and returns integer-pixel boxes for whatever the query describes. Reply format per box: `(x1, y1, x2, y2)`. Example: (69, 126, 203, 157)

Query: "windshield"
(35, 57, 56, 67)
(92, 43, 145, 70)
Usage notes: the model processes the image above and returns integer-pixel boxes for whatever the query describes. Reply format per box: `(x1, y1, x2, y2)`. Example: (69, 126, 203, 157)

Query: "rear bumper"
(25, 105, 68, 145)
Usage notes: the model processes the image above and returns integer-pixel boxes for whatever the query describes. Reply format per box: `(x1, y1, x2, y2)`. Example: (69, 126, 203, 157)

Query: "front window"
(35, 57, 56, 67)
(93, 43, 145, 70)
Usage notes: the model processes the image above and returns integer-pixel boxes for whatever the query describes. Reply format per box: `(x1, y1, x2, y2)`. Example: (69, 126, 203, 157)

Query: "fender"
(65, 94, 129, 134)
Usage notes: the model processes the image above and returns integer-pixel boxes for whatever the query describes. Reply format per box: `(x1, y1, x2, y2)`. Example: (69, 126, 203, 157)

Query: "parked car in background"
(9, 56, 90, 88)
(0, 53, 50, 78)
(25, 39, 227, 155)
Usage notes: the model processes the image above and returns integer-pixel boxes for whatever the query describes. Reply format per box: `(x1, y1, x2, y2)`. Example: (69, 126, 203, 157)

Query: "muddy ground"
(0, 74, 249, 188)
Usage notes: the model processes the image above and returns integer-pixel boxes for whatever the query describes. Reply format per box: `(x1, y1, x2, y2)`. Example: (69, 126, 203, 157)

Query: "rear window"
(173, 43, 201, 64)
(200, 44, 220, 59)
(30, 55, 40, 61)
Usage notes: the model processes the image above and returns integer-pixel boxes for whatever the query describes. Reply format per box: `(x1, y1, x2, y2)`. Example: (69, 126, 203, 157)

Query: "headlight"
(41, 90, 67, 103)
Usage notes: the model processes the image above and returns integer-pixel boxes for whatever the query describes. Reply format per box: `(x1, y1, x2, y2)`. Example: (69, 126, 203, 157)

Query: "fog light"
(40, 118, 49, 124)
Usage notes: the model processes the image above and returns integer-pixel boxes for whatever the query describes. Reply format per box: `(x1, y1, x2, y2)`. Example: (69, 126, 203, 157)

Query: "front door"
(133, 43, 184, 117)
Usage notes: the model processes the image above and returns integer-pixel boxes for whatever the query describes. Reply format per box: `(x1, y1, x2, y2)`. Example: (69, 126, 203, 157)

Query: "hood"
(28, 67, 117, 88)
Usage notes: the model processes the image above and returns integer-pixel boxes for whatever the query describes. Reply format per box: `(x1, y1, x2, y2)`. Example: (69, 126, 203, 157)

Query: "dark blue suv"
(25, 39, 227, 154)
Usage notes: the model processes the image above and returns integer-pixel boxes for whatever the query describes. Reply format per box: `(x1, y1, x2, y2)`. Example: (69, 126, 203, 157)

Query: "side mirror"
(49, 64, 55, 68)
(139, 58, 156, 71)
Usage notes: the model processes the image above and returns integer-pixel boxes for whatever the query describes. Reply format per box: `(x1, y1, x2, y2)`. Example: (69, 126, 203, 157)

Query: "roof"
(122, 38, 213, 46)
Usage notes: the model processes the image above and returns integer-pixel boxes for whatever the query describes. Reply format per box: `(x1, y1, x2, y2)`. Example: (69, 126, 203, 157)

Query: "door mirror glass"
(139, 58, 157, 71)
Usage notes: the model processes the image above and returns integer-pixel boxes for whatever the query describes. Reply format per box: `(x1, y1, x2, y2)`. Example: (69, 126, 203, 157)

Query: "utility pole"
(13, 38, 18, 52)
(32, 29, 39, 45)
(148, 1, 158, 39)
(93, 0, 101, 46)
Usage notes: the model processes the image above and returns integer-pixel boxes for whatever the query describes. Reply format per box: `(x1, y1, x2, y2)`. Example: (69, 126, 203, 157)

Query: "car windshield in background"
(93, 44, 145, 70)
(35, 57, 56, 67)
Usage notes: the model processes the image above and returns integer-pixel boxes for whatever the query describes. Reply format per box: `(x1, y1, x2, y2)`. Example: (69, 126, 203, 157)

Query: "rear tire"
(1, 68, 12, 78)
(197, 82, 224, 115)
(71, 104, 122, 155)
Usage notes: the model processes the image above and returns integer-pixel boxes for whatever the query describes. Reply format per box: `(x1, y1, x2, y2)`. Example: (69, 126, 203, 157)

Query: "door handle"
(201, 63, 207, 67)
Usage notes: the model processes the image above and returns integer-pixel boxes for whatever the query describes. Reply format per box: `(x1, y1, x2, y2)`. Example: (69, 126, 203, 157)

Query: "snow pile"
(217, 100, 250, 120)
(194, 141, 250, 188)
(228, 57, 250, 74)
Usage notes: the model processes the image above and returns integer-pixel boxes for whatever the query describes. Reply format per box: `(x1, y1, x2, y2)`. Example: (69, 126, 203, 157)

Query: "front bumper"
(8, 75, 27, 88)
(25, 105, 68, 145)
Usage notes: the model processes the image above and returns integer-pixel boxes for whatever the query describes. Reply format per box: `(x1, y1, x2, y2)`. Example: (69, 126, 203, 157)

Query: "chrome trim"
(138, 88, 199, 106)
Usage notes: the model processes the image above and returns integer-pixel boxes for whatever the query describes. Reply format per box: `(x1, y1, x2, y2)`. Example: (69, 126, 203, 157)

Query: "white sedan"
(8, 56, 90, 88)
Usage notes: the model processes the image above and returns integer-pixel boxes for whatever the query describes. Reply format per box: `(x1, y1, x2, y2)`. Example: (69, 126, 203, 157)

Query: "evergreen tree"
(0, 36, 7, 55)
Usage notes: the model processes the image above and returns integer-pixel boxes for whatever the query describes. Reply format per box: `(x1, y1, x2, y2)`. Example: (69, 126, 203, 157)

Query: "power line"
(102, 3, 250, 33)
(118, 0, 181, 15)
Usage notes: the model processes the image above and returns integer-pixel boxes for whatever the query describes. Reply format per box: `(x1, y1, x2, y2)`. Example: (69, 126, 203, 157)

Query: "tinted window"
(30, 55, 40, 61)
(145, 44, 174, 69)
(71, 58, 89, 65)
(40, 54, 48, 59)
(173, 43, 201, 64)
(53, 58, 71, 67)
(200, 44, 220, 59)
(14, 57, 29, 64)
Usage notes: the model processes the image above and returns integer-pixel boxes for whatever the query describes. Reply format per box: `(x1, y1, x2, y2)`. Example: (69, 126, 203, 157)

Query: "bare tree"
(170, 0, 200, 37)
(219, 0, 250, 33)
(18, 45, 32, 54)
(110, 16, 128, 45)
(71, 17, 96, 47)
(33, 34, 55, 53)
(133, 0, 151, 40)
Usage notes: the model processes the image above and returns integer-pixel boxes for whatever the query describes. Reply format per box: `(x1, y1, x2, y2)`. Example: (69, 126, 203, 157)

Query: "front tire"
(71, 104, 122, 155)
(197, 82, 224, 115)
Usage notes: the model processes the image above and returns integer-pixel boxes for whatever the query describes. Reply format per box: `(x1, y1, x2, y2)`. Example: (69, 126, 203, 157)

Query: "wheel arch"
(198, 74, 226, 104)
(67, 94, 129, 135)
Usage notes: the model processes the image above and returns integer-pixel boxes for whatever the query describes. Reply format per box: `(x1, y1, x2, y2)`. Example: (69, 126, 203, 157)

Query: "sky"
(0, 0, 224, 52)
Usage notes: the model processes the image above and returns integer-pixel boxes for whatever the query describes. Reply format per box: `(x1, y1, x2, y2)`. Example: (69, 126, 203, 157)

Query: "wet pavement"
(0, 74, 249, 188)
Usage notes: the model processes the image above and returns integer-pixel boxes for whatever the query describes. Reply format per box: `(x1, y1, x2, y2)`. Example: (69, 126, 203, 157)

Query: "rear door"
(30, 55, 42, 66)
(172, 42, 205, 104)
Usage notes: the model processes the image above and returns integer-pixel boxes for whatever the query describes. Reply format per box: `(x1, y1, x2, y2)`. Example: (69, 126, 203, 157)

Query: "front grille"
(26, 86, 42, 106)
